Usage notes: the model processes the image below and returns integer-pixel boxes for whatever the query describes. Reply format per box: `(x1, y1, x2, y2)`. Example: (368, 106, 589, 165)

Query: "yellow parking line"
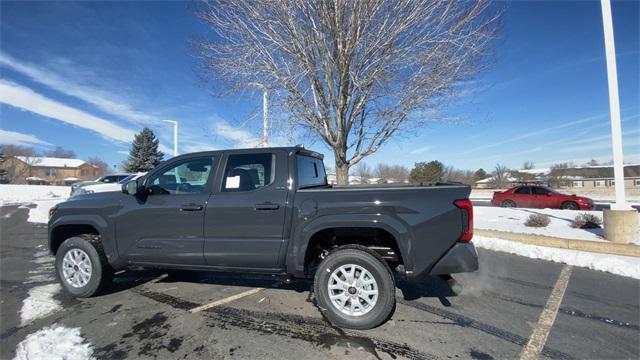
(519, 265, 573, 360)
(189, 288, 264, 313)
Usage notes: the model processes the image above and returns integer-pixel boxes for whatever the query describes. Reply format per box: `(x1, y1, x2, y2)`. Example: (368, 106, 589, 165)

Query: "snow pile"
(14, 326, 94, 360)
(20, 283, 63, 326)
(477, 207, 620, 242)
(22, 199, 65, 224)
(474, 236, 640, 279)
(0, 184, 70, 205)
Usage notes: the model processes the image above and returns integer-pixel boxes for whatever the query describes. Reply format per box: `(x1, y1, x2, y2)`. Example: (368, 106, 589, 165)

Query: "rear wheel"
(561, 201, 579, 210)
(501, 200, 516, 208)
(55, 235, 113, 297)
(314, 246, 395, 330)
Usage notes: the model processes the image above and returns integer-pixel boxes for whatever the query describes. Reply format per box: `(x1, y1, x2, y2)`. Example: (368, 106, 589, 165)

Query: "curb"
(475, 229, 640, 257)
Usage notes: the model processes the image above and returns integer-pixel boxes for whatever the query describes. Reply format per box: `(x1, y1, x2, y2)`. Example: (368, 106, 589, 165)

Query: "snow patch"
(474, 236, 640, 279)
(0, 185, 70, 205)
(14, 325, 94, 360)
(20, 283, 62, 326)
(475, 206, 640, 243)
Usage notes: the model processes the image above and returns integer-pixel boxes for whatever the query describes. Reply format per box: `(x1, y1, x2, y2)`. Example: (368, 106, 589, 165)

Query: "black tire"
(55, 235, 113, 297)
(501, 200, 516, 208)
(314, 246, 395, 330)
(561, 201, 579, 210)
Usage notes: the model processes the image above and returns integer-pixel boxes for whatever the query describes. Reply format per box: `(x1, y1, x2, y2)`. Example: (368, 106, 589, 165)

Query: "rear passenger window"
(514, 187, 531, 194)
(297, 155, 326, 188)
(222, 153, 273, 192)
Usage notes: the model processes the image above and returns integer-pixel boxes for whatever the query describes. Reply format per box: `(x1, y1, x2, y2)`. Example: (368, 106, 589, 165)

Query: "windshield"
(118, 175, 136, 184)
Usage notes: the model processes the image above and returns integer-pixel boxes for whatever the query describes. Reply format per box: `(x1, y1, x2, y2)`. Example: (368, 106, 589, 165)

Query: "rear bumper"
(428, 242, 479, 276)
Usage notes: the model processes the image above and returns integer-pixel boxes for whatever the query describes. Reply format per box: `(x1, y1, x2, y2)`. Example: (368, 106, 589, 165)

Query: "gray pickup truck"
(49, 146, 477, 329)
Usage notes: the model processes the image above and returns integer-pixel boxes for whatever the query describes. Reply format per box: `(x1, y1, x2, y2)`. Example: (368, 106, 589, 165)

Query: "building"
(475, 164, 640, 189)
(2, 156, 100, 185)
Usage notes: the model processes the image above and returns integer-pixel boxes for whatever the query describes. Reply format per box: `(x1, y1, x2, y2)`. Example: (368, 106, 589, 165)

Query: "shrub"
(525, 214, 550, 228)
(572, 213, 602, 229)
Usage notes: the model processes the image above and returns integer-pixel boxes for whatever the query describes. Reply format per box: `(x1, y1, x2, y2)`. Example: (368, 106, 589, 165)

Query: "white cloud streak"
(0, 129, 53, 147)
(0, 80, 136, 143)
(214, 122, 261, 148)
(0, 52, 158, 125)
(410, 145, 434, 154)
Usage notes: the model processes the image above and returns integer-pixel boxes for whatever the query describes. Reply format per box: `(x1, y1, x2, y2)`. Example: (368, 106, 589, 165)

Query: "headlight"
(48, 207, 57, 219)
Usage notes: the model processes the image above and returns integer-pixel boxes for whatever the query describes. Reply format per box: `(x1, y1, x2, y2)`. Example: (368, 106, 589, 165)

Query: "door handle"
(180, 204, 203, 212)
(255, 203, 280, 210)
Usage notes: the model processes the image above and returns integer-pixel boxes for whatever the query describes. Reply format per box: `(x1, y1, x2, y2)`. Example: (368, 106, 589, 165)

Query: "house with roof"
(2, 156, 100, 185)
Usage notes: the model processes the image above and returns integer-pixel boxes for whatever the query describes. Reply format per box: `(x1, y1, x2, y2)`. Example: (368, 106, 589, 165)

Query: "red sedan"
(491, 185, 594, 210)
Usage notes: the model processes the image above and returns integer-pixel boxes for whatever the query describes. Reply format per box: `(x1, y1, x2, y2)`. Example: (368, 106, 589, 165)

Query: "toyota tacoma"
(49, 146, 477, 329)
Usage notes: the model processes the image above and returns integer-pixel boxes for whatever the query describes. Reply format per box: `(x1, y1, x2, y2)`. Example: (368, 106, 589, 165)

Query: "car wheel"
(501, 200, 516, 208)
(561, 201, 579, 210)
(55, 235, 113, 297)
(314, 246, 395, 330)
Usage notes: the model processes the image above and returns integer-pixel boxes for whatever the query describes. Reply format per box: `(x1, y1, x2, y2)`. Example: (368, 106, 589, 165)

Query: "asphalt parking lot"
(1, 205, 638, 360)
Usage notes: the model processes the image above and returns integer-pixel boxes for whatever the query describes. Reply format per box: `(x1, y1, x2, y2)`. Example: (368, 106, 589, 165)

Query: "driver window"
(148, 157, 213, 195)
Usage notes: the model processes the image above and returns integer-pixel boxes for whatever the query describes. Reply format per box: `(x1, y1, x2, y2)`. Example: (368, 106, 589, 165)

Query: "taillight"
(454, 199, 474, 242)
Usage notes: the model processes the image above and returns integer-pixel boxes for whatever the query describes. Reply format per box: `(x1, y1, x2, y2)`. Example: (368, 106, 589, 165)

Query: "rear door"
(203, 150, 289, 270)
(512, 186, 533, 208)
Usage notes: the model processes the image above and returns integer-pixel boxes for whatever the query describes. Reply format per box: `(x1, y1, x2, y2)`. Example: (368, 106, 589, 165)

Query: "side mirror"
(124, 180, 139, 195)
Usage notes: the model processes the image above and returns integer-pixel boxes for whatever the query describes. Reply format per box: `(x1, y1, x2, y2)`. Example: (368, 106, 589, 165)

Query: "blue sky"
(1, 0, 638, 172)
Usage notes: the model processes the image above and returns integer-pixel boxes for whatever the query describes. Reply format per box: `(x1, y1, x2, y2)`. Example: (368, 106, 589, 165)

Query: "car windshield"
(118, 175, 136, 184)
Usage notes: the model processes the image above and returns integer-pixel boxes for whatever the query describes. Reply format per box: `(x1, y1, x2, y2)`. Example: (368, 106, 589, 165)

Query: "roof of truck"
(173, 146, 324, 160)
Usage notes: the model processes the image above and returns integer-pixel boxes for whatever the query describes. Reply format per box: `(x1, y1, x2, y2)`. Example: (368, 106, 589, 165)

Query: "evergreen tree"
(123, 128, 164, 172)
(473, 168, 488, 182)
(409, 160, 444, 183)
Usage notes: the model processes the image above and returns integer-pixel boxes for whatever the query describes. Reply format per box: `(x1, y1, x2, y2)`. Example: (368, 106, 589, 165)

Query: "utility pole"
(249, 82, 269, 147)
(600, 0, 636, 244)
(600, 0, 627, 210)
(162, 120, 178, 156)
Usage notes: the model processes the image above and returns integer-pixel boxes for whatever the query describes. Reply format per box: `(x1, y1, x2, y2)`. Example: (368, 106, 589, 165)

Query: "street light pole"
(249, 82, 269, 147)
(600, 0, 628, 211)
(162, 120, 178, 156)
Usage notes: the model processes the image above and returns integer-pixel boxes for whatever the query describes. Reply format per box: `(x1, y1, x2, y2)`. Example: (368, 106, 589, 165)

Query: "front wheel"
(501, 200, 516, 208)
(55, 235, 113, 297)
(561, 201, 579, 210)
(314, 246, 395, 330)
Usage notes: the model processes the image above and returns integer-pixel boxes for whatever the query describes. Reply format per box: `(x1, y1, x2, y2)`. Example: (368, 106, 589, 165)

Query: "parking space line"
(519, 265, 573, 360)
(189, 288, 264, 313)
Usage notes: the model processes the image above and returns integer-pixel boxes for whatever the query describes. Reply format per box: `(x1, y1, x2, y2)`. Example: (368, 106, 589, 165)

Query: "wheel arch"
(49, 215, 116, 265)
(290, 213, 412, 277)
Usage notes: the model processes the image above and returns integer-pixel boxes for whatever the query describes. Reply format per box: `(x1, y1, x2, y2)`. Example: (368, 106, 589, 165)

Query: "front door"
(512, 186, 533, 208)
(115, 156, 215, 266)
(203, 151, 288, 270)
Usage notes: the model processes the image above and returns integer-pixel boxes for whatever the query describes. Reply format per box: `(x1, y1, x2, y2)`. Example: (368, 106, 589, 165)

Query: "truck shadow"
(105, 269, 456, 304)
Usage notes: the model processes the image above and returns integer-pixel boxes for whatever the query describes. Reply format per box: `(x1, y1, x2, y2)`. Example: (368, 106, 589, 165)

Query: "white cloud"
(0, 129, 52, 147)
(410, 145, 434, 154)
(459, 114, 605, 155)
(0, 52, 158, 125)
(0, 80, 136, 143)
(214, 121, 261, 148)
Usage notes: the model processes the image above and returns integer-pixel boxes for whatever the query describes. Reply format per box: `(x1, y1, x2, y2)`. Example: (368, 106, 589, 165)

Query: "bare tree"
(374, 163, 409, 183)
(87, 157, 109, 176)
(489, 164, 510, 189)
(522, 161, 535, 170)
(353, 162, 372, 183)
(0, 145, 36, 157)
(46, 146, 76, 159)
(548, 163, 570, 188)
(195, 0, 501, 184)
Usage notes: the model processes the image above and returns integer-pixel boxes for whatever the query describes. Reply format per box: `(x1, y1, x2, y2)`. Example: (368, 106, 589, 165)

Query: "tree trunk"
(335, 162, 349, 185)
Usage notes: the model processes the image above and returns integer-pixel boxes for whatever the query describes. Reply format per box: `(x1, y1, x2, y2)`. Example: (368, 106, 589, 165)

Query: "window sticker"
(226, 176, 240, 189)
